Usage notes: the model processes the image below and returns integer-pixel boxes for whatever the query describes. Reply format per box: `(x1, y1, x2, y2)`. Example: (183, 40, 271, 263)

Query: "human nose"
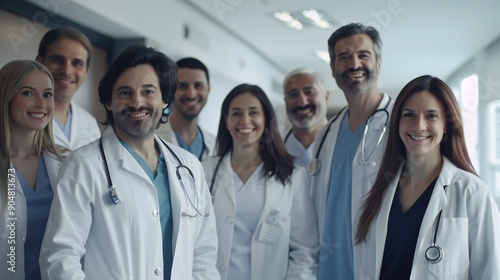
(60, 60, 73, 76)
(129, 92, 144, 108)
(33, 93, 46, 108)
(296, 92, 308, 106)
(184, 85, 197, 98)
(415, 115, 426, 130)
(242, 112, 251, 123)
(349, 56, 362, 69)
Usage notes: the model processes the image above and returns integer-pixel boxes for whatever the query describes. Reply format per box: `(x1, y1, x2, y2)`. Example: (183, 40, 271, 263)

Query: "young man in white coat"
(36, 27, 101, 150)
(40, 45, 220, 280)
(156, 57, 215, 160)
(311, 23, 394, 279)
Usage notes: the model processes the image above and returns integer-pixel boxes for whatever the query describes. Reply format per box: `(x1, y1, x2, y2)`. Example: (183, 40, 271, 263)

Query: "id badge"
(258, 222, 281, 244)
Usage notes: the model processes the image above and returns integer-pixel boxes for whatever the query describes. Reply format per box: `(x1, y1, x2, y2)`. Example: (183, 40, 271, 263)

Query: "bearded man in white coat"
(40, 45, 220, 280)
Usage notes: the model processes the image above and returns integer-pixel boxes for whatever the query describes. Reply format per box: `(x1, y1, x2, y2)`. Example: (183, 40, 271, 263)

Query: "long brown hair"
(216, 83, 295, 185)
(355, 75, 477, 244)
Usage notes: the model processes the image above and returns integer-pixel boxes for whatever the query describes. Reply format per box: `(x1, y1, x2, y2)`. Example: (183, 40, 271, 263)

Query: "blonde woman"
(0, 60, 64, 280)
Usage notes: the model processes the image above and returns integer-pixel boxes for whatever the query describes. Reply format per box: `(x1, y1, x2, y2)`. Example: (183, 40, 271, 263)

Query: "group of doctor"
(0, 22, 499, 280)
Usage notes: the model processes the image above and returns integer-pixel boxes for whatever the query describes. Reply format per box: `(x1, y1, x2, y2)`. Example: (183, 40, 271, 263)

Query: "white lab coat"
(40, 126, 220, 280)
(202, 153, 319, 280)
(156, 121, 216, 161)
(0, 152, 61, 280)
(53, 102, 101, 150)
(311, 93, 394, 271)
(359, 157, 500, 280)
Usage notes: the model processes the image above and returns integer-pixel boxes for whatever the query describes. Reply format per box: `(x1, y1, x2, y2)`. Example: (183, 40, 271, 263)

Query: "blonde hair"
(0, 60, 60, 209)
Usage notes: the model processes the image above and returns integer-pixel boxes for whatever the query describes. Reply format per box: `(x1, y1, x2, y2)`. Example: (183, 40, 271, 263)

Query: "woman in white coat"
(0, 60, 64, 280)
(202, 84, 318, 280)
(355, 75, 500, 280)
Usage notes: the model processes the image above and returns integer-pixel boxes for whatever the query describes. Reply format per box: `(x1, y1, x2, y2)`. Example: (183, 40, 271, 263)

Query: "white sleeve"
(468, 181, 500, 279)
(286, 168, 319, 280)
(192, 160, 221, 280)
(40, 151, 95, 280)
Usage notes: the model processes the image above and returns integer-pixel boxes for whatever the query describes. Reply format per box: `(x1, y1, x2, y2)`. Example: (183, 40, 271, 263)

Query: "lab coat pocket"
(258, 215, 288, 244)
(428, 217, 469, 277)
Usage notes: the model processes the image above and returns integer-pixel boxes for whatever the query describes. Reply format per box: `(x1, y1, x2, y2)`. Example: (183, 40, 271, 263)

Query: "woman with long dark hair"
(356, 75, 499, 279)
(202, 83, 318, 280)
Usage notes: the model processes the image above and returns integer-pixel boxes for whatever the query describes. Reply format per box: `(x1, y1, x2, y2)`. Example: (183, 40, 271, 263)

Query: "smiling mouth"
(28, 113, 46, 118)
(293, 105, 315, 116)
(54, 78, 75, 85)
(345, 71, 365, 80)
(409, 134, 430, 141)
(128, 112, 148, 118)
(238, 128, 254, 133)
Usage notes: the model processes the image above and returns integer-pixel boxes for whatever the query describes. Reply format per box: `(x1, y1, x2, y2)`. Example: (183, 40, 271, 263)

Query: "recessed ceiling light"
(315, 50, 330, 64)
(273, 9, 335, 30)
(274, 11, 303, 30)
(274, 11, 294, 22)
(302, 9, 332, 29)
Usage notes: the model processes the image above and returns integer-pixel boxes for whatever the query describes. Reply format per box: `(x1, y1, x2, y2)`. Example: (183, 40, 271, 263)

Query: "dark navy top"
(380, 177, 438, 280)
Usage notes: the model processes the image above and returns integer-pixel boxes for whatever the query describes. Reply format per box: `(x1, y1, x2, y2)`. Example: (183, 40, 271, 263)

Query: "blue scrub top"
(318, 113, 365, 280)
(17, 154, 53, 280)
(174, 127, 204, 160)
(54, 105, 72, 140)
(120, 140, 173, 280)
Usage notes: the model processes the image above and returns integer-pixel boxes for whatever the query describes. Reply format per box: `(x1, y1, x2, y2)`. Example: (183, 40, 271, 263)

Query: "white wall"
(447, 35, 500, 205)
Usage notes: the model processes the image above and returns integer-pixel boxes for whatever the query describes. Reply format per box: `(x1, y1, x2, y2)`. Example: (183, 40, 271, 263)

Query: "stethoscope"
(425, 185, 448, 264)
(307, 97, 391, 176)
(208, 154, 225, 195)
(99, 137, 209, 218)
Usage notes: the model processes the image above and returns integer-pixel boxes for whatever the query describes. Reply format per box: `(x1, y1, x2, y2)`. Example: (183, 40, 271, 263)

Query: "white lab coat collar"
(100, 126, 190, 245)
(53, 102, 100, 150)
(373, 156, 455, 277)
(156, 121, 216, 160)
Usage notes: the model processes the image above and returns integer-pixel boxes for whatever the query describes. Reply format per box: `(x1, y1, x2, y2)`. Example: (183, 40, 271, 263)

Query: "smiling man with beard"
(156, 57, 216, 161)
(40, 45, 219, 280)
(310, 23, 395, 280)
(282, 68, 329, 175)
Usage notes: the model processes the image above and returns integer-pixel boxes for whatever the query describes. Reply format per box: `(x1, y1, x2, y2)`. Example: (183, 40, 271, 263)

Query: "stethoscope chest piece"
(425, 244, 443, 263)
(307, 159, 321, 176)
(109, 187, 120, 205)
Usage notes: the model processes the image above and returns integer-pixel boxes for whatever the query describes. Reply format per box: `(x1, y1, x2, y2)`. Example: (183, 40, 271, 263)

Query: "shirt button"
(269, 229, 274, 235)
(20, 238, 25, 244)
(225, 216, 234, 224)
(155, 267, 162, 276)
(152, 210, 159, 217)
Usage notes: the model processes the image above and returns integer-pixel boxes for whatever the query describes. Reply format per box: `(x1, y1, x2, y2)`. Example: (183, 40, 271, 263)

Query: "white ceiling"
(185, 0, 500, 110)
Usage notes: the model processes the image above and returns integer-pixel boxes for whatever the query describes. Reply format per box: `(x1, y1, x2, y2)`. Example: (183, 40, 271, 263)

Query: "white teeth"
(56, 79, 73, 85)
(28, 113, 45, 118)
(347, 72, 364, 79)
(129, 112, 147, 118)
(238, 128, 253, 133)
(296, 108, 312, 115)
(410, 134, 428, 140)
